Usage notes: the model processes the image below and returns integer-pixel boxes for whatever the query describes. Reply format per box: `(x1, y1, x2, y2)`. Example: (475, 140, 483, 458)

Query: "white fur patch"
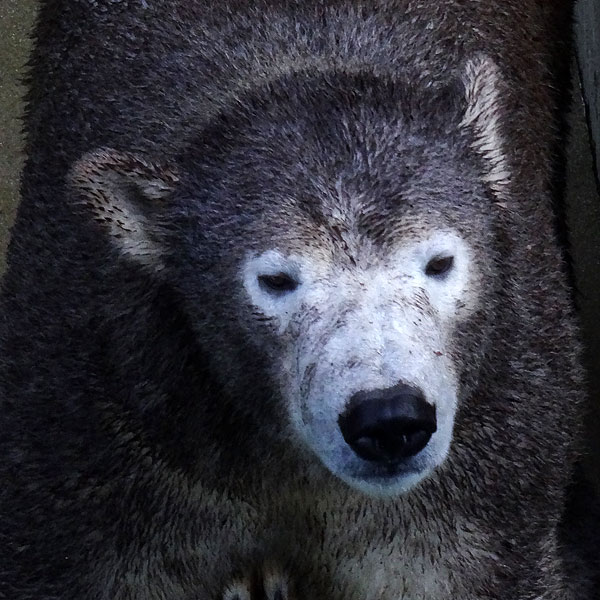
(461, 55, 510, 200)
(222, 581, 252, 600)
(263, 569, 291, 600)
(242, 250, 312, 333)
(222, 569, 290, 600)
(242, 230, 479, 496)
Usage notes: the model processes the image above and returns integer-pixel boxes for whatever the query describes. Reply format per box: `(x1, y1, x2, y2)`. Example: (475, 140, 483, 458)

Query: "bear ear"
(69, 148, 179, 269)
(459, 54, 510, 201)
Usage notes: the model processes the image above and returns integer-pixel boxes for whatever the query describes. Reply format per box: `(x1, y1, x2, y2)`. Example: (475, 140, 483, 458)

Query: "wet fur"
(0, 1, 597, 599)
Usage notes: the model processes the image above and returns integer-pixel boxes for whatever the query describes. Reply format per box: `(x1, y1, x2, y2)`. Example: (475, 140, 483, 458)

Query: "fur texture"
(0, 1, 596, 599)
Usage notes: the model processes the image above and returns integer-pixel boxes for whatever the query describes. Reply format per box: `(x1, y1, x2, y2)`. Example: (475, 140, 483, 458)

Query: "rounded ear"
(69, 148, 179, 269)
(459, 54, 510, 202)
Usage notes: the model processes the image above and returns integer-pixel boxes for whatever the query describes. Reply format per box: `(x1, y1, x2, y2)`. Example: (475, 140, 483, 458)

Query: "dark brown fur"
(0, 1, 596, 598)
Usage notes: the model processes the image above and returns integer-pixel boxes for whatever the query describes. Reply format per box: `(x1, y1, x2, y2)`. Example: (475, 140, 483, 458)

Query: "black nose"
(338, 384, 437, 465)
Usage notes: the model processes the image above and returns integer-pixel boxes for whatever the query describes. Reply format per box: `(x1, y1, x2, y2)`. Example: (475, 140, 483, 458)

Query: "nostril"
(338, 384, 436, 465)
(350, 424, 433, 464)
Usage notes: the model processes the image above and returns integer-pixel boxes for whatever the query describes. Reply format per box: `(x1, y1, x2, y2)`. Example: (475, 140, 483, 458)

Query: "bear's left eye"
(425, 256, 454, 277)
(258, 273, 299, 294)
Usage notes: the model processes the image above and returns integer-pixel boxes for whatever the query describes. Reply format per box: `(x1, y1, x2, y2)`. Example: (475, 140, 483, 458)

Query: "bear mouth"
(337, 455, 435, 495)
(349, 461, 422, 480)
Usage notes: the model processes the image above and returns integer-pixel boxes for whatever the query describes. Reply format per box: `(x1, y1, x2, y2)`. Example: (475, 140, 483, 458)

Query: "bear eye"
(425, 256, 454, 277)
(258, 273, 299, 294)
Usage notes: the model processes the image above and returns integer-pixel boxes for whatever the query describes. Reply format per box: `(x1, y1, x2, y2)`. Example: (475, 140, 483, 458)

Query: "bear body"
(0, 1, 595, 598)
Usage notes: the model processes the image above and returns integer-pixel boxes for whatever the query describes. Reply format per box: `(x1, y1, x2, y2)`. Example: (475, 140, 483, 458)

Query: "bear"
(0, 0, 597, 598)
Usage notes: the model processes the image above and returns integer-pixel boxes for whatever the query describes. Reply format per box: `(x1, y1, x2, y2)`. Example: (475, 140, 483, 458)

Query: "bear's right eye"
(425, 256, 454, 278)
(258, 273, 299, 294)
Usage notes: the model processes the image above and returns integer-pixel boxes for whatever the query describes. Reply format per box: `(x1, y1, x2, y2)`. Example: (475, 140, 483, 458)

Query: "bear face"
(71, 58, 504, 496)
(242, 233, 479, 495)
